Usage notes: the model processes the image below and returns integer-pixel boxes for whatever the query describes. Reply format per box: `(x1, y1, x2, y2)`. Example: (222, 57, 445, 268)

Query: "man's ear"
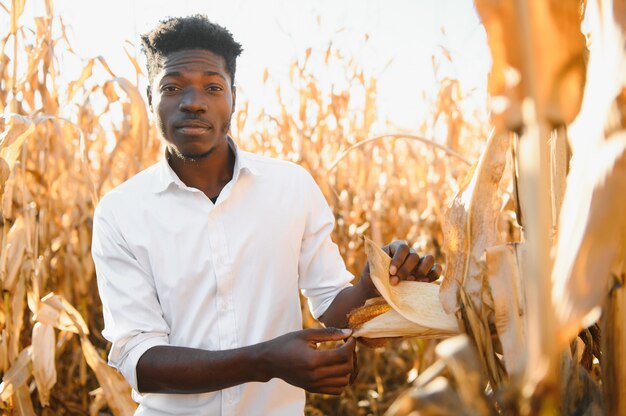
(231, 85, 236, 113)
(146, 86, 153, 109)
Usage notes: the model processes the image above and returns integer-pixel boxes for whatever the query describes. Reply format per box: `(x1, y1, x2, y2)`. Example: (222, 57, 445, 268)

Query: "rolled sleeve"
(297, 172, 353, 319)
(92, 201, 170, 391)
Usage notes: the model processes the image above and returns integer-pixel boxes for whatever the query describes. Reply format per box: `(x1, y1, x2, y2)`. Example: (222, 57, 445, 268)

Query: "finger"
(312, 374, 351, 389)
(313, 362, 353, 380)
(395, 249, 420, 280)
(389, 242, 409, 276)
(422, 263, 443, 282)
(340, 336, 357, 354)
(303, 327, 352, 343)
(415, 255, 435, 279)
(349, 348, 359, 384)
(311, 386, 345, 396)
(313, 346, 354, 366)
(389, 275, 400, 286)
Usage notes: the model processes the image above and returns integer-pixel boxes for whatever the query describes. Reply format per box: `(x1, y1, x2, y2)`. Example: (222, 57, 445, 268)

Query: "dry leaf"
(552, 0, 626, 346)
(435, 335, 496, 416)
(552, 134, 626, 344)
(81, 338, 137, 416)
(0, 346, 32, 401)
(31, 322, 56, 406)
(1, 217, 27, 293)
(12, 385, 36, 416)
(36, 293, 89, 336)
(440, 130, 509, 314)
(0, 114, 35, 169)
(485, 244, 527, 378)
(384, 376, 467, 416)
(475, 0, 587, 130)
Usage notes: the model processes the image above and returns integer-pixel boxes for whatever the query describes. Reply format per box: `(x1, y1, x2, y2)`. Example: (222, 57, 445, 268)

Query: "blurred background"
(0, 1, 494, 414)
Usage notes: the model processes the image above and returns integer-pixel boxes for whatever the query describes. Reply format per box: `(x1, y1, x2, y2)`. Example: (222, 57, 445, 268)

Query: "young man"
(92, 15, 441, 415)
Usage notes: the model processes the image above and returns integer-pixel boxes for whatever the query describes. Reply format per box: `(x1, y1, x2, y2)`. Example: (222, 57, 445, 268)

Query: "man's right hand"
(261, 327, 356, 395)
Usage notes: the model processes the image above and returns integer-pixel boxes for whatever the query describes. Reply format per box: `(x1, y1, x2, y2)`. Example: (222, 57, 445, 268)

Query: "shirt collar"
(151, 137, 259, 194)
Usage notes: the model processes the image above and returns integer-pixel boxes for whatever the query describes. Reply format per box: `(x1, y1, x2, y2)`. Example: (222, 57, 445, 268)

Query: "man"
(92, 15, 441, 416)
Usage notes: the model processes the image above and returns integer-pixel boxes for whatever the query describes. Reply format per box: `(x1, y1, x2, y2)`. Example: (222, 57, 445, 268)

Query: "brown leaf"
(440, 131, 509, 314)
(0, 114, 35, 169)
(486, 243, 527, 378)
(552, 134, 626, 345)
(0, 346, 32, 401)
(36, 293, 89, 336)
(475, 0, 587, 130)
(1, 216, 27, 293)
(81, 338, 137, 416)
(31, 322, 56, 406)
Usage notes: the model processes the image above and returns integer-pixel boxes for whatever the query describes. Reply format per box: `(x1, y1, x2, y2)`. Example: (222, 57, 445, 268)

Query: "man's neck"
(167, 138, 236, 200)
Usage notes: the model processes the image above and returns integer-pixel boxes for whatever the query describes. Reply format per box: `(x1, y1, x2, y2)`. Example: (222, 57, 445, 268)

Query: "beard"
(167, 115, 232, 162)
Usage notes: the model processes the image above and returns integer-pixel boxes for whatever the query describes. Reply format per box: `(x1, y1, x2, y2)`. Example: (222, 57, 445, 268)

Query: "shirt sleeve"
(91, 200, 170, 391)
(297, 170, 354, 319)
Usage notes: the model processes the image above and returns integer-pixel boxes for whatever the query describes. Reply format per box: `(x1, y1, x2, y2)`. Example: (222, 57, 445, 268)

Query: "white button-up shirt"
(91, 141, 353, 416)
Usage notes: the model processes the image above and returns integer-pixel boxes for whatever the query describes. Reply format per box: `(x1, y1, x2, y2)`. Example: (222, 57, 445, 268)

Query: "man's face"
(149, 49, 236, 160)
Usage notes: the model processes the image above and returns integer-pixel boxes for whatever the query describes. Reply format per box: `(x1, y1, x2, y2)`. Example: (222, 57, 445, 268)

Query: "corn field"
(0, 0, 625, 415)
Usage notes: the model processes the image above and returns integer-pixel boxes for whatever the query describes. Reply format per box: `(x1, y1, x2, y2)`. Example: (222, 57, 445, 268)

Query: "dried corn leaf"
(440, 130, 508, 314)
(36, 293, 89, 336)
(1, 216, 27, 293)
(485, 244, 527, 378)
(551, 0, 626, 346)
(435, 335, 496, 416)
(475, 0, 586, 130)
(552, 134, 626, 345)
(12, 385, 36, 416)
(31, 322, 56, 406)
(0, 346, 32, 401)
(67, 59, 94, 102)
(384, 376, 467, 416)
(0, 114, 34, 169)
(364, 237, 458, 332)
(0, 330, 8, 373)
(81, 338, 137, 416)
(89, 387, 108, 416)
(601, 266, 626, 416)
(34, 302, 80, 334)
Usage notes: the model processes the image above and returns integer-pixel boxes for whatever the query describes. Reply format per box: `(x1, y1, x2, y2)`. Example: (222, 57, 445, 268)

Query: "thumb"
(304, 327, 353, 342)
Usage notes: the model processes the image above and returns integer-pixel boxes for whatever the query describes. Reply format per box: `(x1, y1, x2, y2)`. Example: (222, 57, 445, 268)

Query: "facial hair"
(168, 114, 232, 162)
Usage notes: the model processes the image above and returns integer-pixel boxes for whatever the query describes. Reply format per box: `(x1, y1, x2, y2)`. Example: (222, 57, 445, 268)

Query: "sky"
(16, 0, 491, 131)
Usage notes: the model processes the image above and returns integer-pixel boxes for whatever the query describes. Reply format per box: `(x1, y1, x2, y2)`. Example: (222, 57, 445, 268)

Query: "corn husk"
(363, 237, 458, 332)
(349, 238, 459, 341)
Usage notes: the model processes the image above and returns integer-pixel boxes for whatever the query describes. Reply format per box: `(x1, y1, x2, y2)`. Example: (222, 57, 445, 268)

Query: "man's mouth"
(175, 121, 212, 136)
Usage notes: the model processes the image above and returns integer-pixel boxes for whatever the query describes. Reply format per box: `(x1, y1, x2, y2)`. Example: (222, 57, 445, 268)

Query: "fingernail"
(389, 265, 397, 275)
(342, 329, 353, 335)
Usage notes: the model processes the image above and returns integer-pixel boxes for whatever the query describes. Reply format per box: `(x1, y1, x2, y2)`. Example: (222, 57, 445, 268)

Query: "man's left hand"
(357, 240, 442, 298)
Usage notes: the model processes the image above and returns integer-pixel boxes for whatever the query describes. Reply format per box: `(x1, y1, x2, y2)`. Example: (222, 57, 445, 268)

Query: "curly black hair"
(141, 15, 243, 88)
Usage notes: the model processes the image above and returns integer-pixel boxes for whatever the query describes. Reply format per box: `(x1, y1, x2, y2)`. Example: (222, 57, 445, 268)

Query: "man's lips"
(175, 120, 212, 136)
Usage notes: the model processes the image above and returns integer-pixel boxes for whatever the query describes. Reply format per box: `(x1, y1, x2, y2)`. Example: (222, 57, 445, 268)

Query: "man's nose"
(179, 89, 207, 113)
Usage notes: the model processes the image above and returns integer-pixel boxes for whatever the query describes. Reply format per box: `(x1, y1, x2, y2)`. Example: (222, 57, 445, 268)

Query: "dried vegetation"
(0, 0, 624, 415)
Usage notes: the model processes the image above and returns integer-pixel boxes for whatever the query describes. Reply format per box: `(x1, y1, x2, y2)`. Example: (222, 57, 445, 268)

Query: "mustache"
(174, 117, 213, 129)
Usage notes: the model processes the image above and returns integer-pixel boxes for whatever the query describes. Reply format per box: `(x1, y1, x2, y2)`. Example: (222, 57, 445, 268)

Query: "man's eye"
(161, 86, 179, 92)
(207, 85, 223, 92)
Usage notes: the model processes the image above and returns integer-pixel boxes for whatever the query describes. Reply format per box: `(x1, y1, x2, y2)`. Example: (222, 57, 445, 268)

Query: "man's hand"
(261, 328, 356, 395)
(357, 240, 443, 298)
